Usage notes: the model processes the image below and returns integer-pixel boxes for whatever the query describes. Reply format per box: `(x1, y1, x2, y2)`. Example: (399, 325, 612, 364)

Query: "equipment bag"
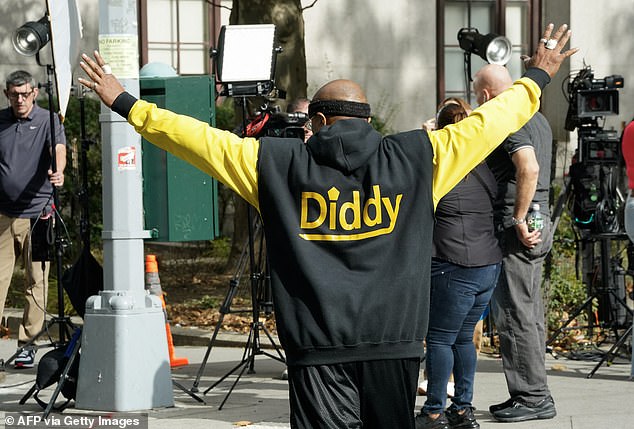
(33, 330, 81, 410)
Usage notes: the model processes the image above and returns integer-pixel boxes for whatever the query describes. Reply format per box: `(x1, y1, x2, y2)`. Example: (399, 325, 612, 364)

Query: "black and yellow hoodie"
(112, 68, 548, 366)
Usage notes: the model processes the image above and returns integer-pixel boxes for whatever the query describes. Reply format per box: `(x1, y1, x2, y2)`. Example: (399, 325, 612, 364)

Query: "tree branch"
(302, 0, 319, 10)
(205, 0, 232, 11)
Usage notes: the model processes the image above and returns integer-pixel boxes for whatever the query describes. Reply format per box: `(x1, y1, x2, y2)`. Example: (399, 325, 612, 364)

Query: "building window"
(437, 0, 539, 107)
(139, 0, 221, 75)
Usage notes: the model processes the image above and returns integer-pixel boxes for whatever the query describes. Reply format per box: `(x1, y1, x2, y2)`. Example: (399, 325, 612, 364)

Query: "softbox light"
(215, 24, 276, 94)
(458, 28, 512, 65)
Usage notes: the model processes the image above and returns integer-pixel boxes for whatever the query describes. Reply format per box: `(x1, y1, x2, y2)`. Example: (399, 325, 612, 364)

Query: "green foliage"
(196, 295, 219, 309)
(370, 98, 396, 135)
(215, 99, 237, 131)
(370, 114, 393, 135)
(545, 208, 588, 336)
(206, 236, 231, 259)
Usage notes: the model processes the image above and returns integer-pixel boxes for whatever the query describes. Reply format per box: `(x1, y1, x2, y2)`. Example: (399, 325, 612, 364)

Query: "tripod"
(187, 209, 285, 408)
(186, 95, 285, 408)
(0, 62, 75, 370)
(546, 233, 633, 376)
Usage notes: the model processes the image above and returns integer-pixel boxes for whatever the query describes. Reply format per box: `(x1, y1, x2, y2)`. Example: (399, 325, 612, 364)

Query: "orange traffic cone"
(145, 254, 189, 368)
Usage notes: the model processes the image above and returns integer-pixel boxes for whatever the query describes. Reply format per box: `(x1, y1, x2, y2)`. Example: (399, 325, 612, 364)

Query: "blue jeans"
(422, 260, 501, 414)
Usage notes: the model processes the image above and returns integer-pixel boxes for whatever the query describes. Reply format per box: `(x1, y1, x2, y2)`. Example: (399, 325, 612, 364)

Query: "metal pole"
(76, 0, 173, 411)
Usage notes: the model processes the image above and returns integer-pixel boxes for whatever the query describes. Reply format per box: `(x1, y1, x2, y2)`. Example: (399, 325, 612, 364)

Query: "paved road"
(1, 325, 633, 428)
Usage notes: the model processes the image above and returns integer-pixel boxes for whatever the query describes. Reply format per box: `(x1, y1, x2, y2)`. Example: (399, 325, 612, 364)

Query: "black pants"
(288, 358, 419, 429)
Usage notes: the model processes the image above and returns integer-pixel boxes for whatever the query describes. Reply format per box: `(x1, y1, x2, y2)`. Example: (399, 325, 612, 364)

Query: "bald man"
(474, 64, 556, 423)
(80, 23, 575, 429)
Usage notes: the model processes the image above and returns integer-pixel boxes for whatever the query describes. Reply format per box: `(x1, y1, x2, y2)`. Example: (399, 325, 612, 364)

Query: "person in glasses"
(0, 70, 66, 368)
(286, 97, 313, 142)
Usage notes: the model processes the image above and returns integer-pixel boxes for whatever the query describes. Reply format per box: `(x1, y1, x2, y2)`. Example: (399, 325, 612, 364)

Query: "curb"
(1, 308, 274, 349)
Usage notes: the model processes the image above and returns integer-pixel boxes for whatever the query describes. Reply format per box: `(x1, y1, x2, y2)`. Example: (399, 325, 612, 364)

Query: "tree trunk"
(227, 0, 308, 266)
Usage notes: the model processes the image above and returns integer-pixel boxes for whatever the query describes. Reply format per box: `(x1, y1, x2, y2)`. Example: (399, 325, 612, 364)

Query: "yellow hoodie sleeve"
(127, 100, 260, 210)
(428, 76, 542, 208)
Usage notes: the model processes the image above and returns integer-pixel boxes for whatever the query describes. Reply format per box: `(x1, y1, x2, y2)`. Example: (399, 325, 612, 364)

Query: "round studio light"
(457, 28, 512, 66)
(484, 35, 512, 65)
(12, 17, 50, 56)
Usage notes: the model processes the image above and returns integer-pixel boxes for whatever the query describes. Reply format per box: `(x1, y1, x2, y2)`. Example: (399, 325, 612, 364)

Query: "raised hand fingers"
(80, 52, 103, 80)
(529, 23, 577, 77)
(552, 25, 572, 53)
(78, 51, 125, 108)
(540, 23, 555, 42)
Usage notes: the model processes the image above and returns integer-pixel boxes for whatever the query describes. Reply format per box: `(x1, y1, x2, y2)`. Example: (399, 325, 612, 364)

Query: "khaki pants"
(0, 214, 49, 344)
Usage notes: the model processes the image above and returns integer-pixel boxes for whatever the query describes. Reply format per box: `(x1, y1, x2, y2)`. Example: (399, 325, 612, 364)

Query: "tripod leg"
(42, 328, 82, 418)
(546, 294, 596, 346)
(19, 384, 38, 405)
(218, 357, 252, 410)
(259, 324, 286, 364)
(190, 222, 252, 393)
(587, 325, 633, 379)
(203, 353, 251, 395)
(43, 341, 80, 418)
(172, 380, 205, 404)
(190, 310, 228, 392)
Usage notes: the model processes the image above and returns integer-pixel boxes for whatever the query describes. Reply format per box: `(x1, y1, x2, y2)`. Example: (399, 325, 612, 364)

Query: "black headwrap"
(308, 99, 371, 118)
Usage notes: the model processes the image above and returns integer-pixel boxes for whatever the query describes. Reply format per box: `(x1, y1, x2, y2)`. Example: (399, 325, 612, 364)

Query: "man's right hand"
(78, 51, 126, 108)
(525, 23, 579, 78)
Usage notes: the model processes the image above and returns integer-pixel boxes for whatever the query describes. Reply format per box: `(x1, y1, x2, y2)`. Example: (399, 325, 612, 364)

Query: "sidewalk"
(1, 308, 633, 428)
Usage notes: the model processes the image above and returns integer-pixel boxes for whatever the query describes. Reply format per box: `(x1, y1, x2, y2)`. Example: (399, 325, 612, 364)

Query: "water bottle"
(527, 203, 544, 232)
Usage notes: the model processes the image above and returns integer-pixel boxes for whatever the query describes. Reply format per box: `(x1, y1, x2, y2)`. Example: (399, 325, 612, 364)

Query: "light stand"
(185, 24, 286, 408)
(187, 97, 286, 409)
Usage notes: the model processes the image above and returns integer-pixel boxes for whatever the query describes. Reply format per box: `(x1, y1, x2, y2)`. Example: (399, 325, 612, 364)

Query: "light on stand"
(9, 15, 78, 416)
(12, 16, 50, 57)
(458, 28, 512, 104)
(188, 24, 286, 406)
(213, 24, 279, 97)
(458, 28, 512, 65)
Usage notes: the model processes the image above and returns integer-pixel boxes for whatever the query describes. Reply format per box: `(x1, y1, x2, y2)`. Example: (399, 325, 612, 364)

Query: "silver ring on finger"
(545, 39, 558, 50)
(101, 64, 112, 74)
(539, 38, 548, 44)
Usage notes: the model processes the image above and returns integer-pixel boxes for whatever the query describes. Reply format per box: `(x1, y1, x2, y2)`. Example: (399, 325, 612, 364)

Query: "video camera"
(245, 103, 308, 140)
(566, 66, 624, 233)
(565, 66, 624, 132)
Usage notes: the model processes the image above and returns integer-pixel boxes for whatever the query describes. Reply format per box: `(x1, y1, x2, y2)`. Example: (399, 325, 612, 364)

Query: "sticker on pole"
(117, 146, 137, 171)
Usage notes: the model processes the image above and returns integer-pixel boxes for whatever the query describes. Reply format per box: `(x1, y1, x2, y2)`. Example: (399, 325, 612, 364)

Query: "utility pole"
(76, 0, 173, 411)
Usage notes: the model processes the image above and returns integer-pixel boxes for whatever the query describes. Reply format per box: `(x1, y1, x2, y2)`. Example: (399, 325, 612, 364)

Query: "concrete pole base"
(76, 291, 174, 411)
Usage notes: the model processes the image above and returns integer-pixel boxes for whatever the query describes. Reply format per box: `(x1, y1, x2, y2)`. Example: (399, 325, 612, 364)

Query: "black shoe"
(491, 396, 557, 423)
(446, 407, 479, 429)
(488, 397, 515, 414)
(415, 412, 450, 429)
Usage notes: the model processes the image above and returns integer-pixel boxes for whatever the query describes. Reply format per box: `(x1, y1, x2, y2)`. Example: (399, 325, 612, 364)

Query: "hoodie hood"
(307, 118, 382, 174)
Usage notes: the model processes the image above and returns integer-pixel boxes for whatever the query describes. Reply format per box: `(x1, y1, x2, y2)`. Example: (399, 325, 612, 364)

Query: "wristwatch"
(511, 217, 526, 226)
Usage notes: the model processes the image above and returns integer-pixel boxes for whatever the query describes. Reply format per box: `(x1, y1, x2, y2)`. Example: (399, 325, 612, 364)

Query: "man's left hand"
(515, 223, 541, 249)
(48, 169, 64, 187)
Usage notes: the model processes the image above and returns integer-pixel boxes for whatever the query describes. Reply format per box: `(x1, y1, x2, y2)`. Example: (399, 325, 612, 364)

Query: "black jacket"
(257, 119, 434, 366)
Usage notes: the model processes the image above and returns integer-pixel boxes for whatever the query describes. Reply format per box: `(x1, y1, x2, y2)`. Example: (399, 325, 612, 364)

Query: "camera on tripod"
(246, 103, 309, 140)
(566, 66, 624, 233)
(565, 66, 623, 133)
